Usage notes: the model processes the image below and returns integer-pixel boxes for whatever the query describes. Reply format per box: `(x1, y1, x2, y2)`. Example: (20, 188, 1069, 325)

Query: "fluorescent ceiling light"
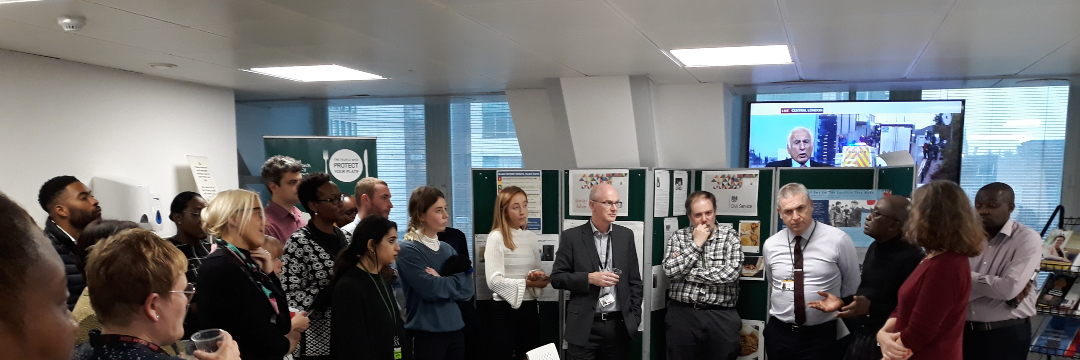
(670, 45, 792, 67)
(0, 0, 52, 3)
(246, 65, 385, 82)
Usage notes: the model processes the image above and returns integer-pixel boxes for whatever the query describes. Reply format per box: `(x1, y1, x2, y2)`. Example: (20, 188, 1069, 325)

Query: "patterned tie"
(793, 235, 806, 325)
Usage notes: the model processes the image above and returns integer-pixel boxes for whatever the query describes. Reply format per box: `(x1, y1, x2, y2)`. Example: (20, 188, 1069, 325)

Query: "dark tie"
(794, 235, 806, 325)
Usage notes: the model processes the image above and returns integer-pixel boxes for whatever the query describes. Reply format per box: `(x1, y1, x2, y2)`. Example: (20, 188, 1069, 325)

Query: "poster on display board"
(473, 234, 560, 301)
(569, 169, 630, 216)
(263, 136, 377, 195)
(738, 320, 765, 360)
(701, 170, 760, 216)
(672, 171, 688, 216)
(777, 189, 889, 261)
(496, 170, 543, 234)
(654, 170, 670, 217)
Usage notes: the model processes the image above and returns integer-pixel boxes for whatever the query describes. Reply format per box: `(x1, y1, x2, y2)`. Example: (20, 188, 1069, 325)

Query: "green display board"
(471, 169, 562, 360)
(649, 169, 691, 360)
(777, 167, 875, 190)
(877, 166, 916, 197)
(263, 136, 377, 196)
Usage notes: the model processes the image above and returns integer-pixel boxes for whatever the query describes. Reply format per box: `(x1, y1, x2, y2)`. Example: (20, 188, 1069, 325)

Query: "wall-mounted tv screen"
(748, 100, 965, 186)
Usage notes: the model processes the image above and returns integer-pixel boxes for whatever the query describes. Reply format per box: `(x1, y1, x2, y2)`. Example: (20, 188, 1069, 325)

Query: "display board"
(471, 169, 561, 359)
(263, 136, 378, 195)
(648, 169, 691, 360)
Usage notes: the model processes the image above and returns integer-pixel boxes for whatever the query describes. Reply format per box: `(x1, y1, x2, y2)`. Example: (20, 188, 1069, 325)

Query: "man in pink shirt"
(261, 155, 305, 244)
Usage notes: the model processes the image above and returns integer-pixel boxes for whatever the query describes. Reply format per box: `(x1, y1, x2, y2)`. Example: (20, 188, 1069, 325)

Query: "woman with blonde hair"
(484, 186, 549, 360)
(396, 186, 474, 360)
(74, 227, 240, 360)
(194, 189, 310, 360)
(876, 180, 985, 360)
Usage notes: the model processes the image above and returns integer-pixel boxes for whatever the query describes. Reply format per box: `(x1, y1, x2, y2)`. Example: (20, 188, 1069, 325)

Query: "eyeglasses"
(313, 194, 348, 206)
(591, 200, 623, 209)
(169, 283, 196, 302)
(870, 209, 899, 222)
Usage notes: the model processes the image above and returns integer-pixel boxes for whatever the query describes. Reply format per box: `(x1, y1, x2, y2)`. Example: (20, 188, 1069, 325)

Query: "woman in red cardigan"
(877, 180, 986, 360)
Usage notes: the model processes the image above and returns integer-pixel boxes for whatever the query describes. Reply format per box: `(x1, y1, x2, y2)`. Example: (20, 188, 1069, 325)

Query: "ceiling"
(1, 0, 1077, 101)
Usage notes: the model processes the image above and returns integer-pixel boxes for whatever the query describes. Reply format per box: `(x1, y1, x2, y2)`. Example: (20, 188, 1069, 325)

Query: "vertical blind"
(923, 86, 1069, 231)
(328, 105, 427, 229)
(450, 101, 523, 256)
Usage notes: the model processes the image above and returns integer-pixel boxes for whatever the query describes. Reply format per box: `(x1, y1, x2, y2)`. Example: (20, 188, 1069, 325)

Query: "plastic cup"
(191, 328, 223, 353)
(176, 340, 197, 360)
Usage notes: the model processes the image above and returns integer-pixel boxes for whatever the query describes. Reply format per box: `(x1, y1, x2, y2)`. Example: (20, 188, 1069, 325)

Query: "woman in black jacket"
(195, 189, 310, 360)
(330, 215, 408, 360)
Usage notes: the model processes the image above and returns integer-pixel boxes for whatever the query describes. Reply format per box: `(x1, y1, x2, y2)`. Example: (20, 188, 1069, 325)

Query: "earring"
(155, 315, 160, 320)
(177, 222, 182, 225)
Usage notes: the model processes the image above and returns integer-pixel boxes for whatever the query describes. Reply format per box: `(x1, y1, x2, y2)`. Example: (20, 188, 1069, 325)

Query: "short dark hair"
(38, 175, 80, 212)
(0, 192, 46, 334)
(685, 191, 717, 215)
(169, 191, 203, 215)
(261, 155, 303, 193)
(75, 220, 140, 278)
(331, 215, 397, 289)
(298, 172, 333, 214)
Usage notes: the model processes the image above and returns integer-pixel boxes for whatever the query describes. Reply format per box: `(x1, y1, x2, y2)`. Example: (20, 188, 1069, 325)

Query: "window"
(328, 104, 426, 228)
(922, 86, 1069, 230)
(756, 91, 890, 102)
(450, 100, 524, 257)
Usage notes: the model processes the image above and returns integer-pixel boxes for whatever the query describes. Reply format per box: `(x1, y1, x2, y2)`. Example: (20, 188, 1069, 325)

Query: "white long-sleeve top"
(484, 228, 544, 308)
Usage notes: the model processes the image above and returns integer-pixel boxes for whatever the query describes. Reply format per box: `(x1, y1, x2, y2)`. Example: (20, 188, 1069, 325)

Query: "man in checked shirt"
(662, 191, 743, 360)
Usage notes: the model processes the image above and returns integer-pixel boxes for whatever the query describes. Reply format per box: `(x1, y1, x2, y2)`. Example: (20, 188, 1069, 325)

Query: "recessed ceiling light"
(670, 45, 792, 67)
(245, 65, 385, 82)
(149, 63, 178, 69)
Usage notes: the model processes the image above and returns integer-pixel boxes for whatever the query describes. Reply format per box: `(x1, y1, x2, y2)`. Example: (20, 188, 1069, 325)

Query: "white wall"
(652, 83, 731, 168)
(561, 76, 642, 167)
(235, 104, 315, 177)
(0, 49, 237, 237)
(505, 88, 577, 169)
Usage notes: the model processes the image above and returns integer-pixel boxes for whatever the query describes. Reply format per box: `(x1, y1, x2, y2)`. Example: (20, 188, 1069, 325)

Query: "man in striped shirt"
(663, 191, 743, 360)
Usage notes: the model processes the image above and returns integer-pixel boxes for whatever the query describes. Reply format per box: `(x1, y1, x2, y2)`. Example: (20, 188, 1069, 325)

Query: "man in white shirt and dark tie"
(762, 183, 860, 360)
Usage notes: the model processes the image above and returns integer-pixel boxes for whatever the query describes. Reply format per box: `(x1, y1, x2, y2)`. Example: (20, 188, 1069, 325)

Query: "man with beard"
(37, 175, 101, 310)
(964, 182, 1041, 360)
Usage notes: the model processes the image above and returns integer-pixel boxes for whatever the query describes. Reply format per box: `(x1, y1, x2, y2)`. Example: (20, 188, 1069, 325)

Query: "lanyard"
(361, 263, 398, 331)
(598, 232, 612, 270)
(786, 221, 818, 276)
(98, 334, 165, 354)
(220, 240, 280, 315)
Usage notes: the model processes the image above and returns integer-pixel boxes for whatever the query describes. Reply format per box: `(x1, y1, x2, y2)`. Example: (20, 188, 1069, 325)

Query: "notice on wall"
(654, 170, 671, 217)
(497, 170, 543, 234)
(701, 170, 760, 216)
(739, 220, 762, 253)
(563, 219, 588, 232)
(187, 155, 218, 199)
(536, 234, 560, 301)
(740, 256, 765, 281)
(777, 189, 889, 262)
(738, 320, 765, 360)
(613, 221, 645, 276)
(672, 171, 688, 216)
(569, 169, 630, 217)
(662, 217, 679, 243)
(651, 265, 669, 310)
(474, 234, 493, 301)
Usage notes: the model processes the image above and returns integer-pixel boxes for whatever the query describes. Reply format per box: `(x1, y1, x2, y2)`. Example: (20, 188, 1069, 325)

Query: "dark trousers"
(843, 321, 885, 360)
(763, 317, 837, 360)
(564, 313, 631, 360)
(406, 329, 465, 360)
(963, 318, 1031, 360)
(665, 303, 741, 360)
(490, 300, 542, 360)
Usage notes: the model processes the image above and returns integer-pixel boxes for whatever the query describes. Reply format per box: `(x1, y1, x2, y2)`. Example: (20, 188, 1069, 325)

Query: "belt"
(670, 300, 733, 311)
(594, 312, 623, 321)
(966, 317, 1028, 331)
(770, 316, 835, 334)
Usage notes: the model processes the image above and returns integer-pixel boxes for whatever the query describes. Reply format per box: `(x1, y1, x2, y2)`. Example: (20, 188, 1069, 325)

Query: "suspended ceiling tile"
(83, 27, 257, 57)
(787, 15, 939, 64)
(0, 0, 177, 33)
(607, 0, 781, 28)
(641, 22, 788, 51)
(193, 16, 364, 49)
(260, 0, 443, 17)
(453, 0, 632, 37)
(798, 59, 920, 81)
(684, 64, 800, 85)
(182, 47, 316, 69)
(1020, 37, 1080, 77)
(779, 0, 955, 21)
(508, 28, 679, 76)
(84, 0, 292, 27)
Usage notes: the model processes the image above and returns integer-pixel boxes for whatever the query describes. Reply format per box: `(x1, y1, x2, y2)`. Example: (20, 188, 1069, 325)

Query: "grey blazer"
(550, 222, 643, 346)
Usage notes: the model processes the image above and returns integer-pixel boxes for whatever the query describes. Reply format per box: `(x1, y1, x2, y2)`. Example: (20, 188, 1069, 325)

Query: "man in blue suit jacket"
(551, 183, 643, 360)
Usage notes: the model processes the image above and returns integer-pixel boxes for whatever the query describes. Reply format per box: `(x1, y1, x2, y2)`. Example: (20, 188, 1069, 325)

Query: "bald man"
(809, 195, 923, 360)
(964, 183, 1041, 360)
(766, 127, 833, 168)
(551, 183, 643, 360)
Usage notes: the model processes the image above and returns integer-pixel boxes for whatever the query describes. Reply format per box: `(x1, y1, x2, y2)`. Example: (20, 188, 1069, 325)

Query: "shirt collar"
(47, 219, 77, 243)
(590, 220, 610, 236)
(787, 221, 817, 243)
(996, 219, 1017, 238)
(791, 160, 811, 168)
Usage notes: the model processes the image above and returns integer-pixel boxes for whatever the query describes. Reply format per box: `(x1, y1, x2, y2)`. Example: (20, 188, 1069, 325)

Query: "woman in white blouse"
(484, 186, 550, 360)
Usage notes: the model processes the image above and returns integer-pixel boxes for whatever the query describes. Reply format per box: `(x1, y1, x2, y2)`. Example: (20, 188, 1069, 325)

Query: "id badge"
(393, 336, 402, 359)
(781, 279, 795, 291)
(598, 293, 616, 308)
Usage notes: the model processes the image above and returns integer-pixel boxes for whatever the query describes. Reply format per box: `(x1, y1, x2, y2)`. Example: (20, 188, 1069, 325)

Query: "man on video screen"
(766, 127, 832, 168)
